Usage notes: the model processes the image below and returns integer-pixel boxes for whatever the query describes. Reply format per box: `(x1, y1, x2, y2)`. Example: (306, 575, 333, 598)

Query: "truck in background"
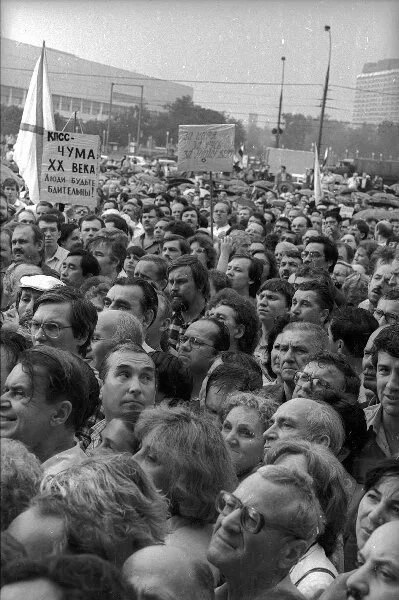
(330, 158, 399, 185)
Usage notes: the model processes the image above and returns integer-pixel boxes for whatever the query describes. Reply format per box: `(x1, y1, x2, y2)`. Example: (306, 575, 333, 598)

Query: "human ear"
(278, 539, 308, 571)
(51, 400, 72, 426)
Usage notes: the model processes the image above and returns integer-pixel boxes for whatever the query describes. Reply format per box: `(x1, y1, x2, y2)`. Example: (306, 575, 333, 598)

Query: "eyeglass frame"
(294, 370, 334, 391)
(216, 490, 303, 538)
(30, 321, 73, 339)
(373, 308, 399, 325)
(301, 250, 323, 259)
(177, 334, 215, 350)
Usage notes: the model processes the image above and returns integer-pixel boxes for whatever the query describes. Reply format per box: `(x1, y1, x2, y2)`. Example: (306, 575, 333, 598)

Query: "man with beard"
(358, 248, 396, 313)
(167, 255, 209, 351)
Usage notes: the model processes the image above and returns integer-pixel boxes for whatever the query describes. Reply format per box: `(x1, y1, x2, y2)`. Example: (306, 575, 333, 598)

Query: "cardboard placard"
(40, 131, 100, 207)
(177, 124, 235, 173)
(340, 205, 355, 218)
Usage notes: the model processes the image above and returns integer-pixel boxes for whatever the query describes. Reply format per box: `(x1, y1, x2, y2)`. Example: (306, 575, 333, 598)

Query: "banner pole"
(209, 171, 214, 239)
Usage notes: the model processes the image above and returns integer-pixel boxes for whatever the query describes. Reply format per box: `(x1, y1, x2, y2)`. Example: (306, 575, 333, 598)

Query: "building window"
(1, 85, 10, 105)
(91, 101, 101, 115)
(82, 99, 91, 114)
(71, 97, 82, 112)
(11, 87, 25, 106)
(61, 96, 71, 111)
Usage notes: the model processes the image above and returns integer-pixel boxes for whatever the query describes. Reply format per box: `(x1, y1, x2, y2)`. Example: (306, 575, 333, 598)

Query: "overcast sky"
(2, 0, 398, 126)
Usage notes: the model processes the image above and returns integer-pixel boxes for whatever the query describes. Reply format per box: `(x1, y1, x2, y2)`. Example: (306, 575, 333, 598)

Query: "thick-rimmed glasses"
(294, 370, 333, 391)
(31, 321, 73, 339)
(177, 335, 214, 350)
(373, 309, 399, 325)
(216, 490, 302, 538)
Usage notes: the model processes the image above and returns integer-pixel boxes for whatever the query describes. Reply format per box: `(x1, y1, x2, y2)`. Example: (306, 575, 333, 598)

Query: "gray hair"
(110, 312, 144, 346)
(222, 392, 278, 430)
(301, 399, 346, 456)
(256, 465, 325, 547)
(1, 439, 43, 530)
(283, 321, 330, 349)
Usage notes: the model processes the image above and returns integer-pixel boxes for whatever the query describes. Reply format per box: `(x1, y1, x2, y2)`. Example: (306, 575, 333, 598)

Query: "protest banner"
(340, 205, 355, 218)
(40, 130, 100, 208)
(177, 124, 235, 173)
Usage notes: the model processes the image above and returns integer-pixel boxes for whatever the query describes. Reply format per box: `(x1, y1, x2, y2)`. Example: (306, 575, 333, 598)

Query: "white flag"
(13, 42, 55, 204)
(314, 143, 323, 204)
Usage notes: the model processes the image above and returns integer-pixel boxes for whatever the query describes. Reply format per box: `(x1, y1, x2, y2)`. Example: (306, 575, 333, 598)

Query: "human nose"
(346, 565, 369, 599)
(263, 423, 277, 442)
(33, 323, 47, 342)
(0, 392, 11, 407)
(128, 375, 141, 394)
(224, 429, 238, 447)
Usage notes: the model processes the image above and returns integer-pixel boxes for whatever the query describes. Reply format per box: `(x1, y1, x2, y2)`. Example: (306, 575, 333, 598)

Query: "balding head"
(264, 397, 345, 456)
(123, 545, 214, 600)
(90, 309, 143, 371)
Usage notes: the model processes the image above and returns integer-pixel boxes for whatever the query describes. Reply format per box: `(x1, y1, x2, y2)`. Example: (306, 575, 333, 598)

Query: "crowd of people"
(0, 158, 399, 600)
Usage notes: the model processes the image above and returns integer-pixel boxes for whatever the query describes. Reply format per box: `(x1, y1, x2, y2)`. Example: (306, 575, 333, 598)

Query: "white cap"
(19, 275, 65, 292)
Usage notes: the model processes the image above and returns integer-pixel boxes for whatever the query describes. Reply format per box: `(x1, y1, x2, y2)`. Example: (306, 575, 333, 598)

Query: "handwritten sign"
(340, 205, 355, 218)
(177, 124, 235, 172)
(40, 131, 100, 208)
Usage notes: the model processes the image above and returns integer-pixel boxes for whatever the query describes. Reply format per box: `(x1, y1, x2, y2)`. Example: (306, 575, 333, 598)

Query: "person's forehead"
(377, 350, 399, 368)
(136, 260, 158, 274)
(293, 217, 306, 224)
(164, 240, 181, 249)
(92, 241, 112, 254)
(275, 398, 313, 420)
(378, 298, 399, 311)
(2, 578, 63, 600)
(186, 320, 216, 339)
(107, 350, 154, 371)
(303, 361, 344, 380)
(209, 304, 236, 320)
(227, 405, 261, 426)
(183, 210, 197, 217)
(236, 473, 284, 512)
(305, 242, 324, 253)
(6, 362, 31, 386)
(281, 329, 316, 346)
(214, 203, 227, 211)
(34, 301, 72, 323)
(247, 222, 263, 231)
(374, 263, 394, 277)
(109, 284, 143, 302)
(229, 257, 250, 269)
(82, 218, 101, 228)
(293, 290, 318, 303)
(169, 266, 193, 280)
(363, 523, 399, 561)
(65, 255, 82, 267)
(13, 226, 34, 240)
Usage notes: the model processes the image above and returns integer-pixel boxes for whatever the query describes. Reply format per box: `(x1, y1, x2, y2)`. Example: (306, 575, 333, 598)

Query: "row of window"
(1, 86, 135, 117)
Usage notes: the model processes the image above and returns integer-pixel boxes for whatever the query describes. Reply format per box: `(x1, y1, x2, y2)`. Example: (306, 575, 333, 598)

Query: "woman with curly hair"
(133, 404, 237, 573)
(7, 453, 168, 568)
(189, 233, 217, 269)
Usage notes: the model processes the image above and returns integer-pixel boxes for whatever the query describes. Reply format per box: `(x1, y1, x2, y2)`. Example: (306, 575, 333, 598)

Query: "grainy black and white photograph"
(1, 1, 399, 599)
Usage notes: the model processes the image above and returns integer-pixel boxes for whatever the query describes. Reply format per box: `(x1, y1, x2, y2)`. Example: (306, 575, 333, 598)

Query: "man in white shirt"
(213, 202, 231, 238)
(0, 346, 91, 475)
(37, 213, 69, 274)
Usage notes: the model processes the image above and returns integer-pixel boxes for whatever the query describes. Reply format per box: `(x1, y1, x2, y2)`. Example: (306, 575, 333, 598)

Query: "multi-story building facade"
(352, 59, 399, 126)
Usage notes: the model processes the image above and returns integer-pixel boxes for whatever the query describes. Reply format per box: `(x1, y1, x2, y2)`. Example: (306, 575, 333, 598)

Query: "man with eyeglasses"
(292, 352, 360, 401)
(177, 317, 230, 400)
(213, 202, 231, 238)
(31, 285, 97, 358)
(374, 289, 399, 327)
(301, 234, 338, 273)
(207, 465, 324, 600)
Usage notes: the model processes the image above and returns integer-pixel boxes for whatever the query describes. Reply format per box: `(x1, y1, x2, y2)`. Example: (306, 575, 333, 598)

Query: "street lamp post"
(106, 82, 144, 153)
(274, 56, 286, 149)
(166, 131, 169, 153)
(317, 25, 332, 156)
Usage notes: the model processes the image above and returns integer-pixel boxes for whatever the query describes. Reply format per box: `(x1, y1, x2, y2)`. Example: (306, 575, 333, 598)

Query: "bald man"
(123, 545, 214, 600)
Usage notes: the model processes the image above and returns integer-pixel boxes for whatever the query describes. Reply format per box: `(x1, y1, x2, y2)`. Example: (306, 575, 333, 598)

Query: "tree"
(1, 105, 23, 135)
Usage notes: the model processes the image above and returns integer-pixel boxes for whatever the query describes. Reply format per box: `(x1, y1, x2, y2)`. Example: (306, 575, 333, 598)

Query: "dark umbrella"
(253, 180, 274, 190)
(352, 208, 399, 221)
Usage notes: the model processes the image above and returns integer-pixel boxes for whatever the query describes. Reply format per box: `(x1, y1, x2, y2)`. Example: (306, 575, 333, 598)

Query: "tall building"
(352, 59, 399, 126)
(1, 38, 193, 122)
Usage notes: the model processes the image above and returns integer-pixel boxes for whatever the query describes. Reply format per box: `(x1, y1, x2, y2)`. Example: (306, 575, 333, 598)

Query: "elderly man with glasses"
(207, 465, 324, 600)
